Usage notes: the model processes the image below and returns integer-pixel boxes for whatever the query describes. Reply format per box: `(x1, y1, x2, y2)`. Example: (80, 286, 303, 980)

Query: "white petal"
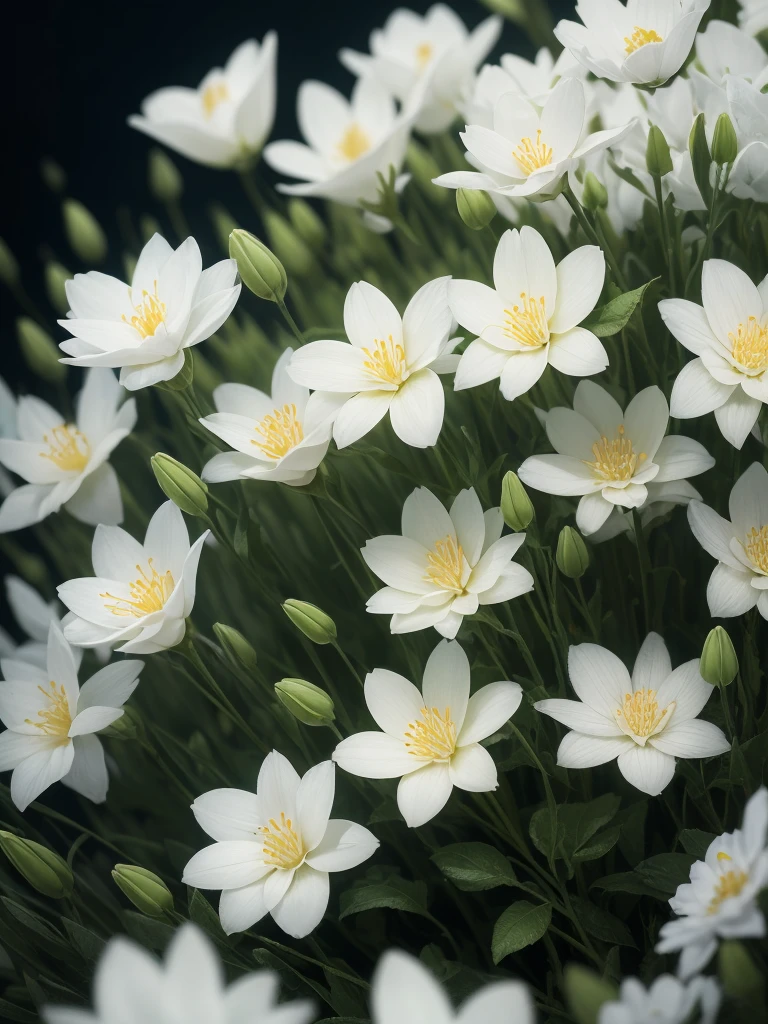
(288, 341, 371, 393)
(191, 788, 263, 842)
(454, 339, 509, 391)
(458, 681, 523, 745)
(402, 486, 457, 551)
(649, 719, 729, 759)
(257, 750, 301, 824)
(77, 660, 141, 711)
(305, 819, 379, 872)
(687, 501, 741, 569)
(456, 980, 536, 1024)
(449, 743, 498, 792)
(729, 461, 768, 538)
(714, 389, 762, 449)
(68, 705, 123, 736)
(163, 924, 224, 1024)
(573, 379, 623, 436)
(389, 370, 444, 448)
(568, 643, 630, 717)
(421, 639, 471, 730)
(654, 659, 715, 723)
(518, 454, 599, 496)
(371, 951, 454, 1024)
(364, 667, 424, 737)
(219, 879, 269, 935)
(534, 698, 621, 736)
(62, 735, 108, 803)
(270, 863, 329, 938)
(344, 281, 403, 350)
(653, 434, 715, 483)
(670, 359, 734, 418)
(361, 535, 433, 594)
(498, 346, 549, 401)
(631, 632, 672, 692)
(144, 501, 190, 581)
(183, 842, 269, 889)
(616, 745, 676, 795)
(549, 246, 605, 334)
(402, 276, 452, 369)
(707, 563, 758, 617)
(557, 732, 632, 768)
(449, 488, 486, 566)
(333, 732, 417, 778)
(296, 760, 335, 852)
(397, 762, 453, 827)
(622, 386, 669, 461)
(547, 327, 608, 376)
(658, 298, 720, 356)
(11, 741, 75, 811)
(333, 391, 393, 449)
(577, 491, 614, 536)
(702, 259, 762, 347)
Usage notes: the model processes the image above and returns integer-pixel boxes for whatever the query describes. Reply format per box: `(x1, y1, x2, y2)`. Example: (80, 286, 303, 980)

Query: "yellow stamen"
(585, 425, 646, 482)
(624, 26, 663, 55)
(101, 559, 175, 618)
(729, 316, 768, 373)
(24, 681, 72, 741)
(503, 293, 549, 348)
(259, 812, 305, 869)
(513, 129, 553, 176)
(361, 335, 407, 388)
(425, 535, 465, 593)
(744, 524, 768, 573)
(202, 81, 229, 118)
(405, 706, 457, 760)
(337, 123, 371, 162)
(122, 280, 167, 340)
(415, 42, 433, 69)
(708, 868, 749, 913)
(39, 424, 91, 473)
(252, 404, 304, 460)
(615, 689, 673, 744)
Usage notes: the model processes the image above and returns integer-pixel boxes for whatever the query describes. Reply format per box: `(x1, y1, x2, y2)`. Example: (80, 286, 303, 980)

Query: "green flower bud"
(0, 237, 19, 289)
(564, 965, 617, 1024)
(101, 705, 141, 740)
(700, 626, 739, 687)
(582, 172, 609, 211)
(646, 124, 673, 177)
(500, 472, 534, 531)
(275, 678, 335, 727)
(40, 158, 67, 194)
(148, 148, 184, 203)
(263, 210, 314, 277)
(44, 260, 71, 315)
(16, 317, 66, 384)
(151, 453, 208, 518)
(62, 198, 108, 264)
(288, 198, 327, 249)
(556, 526, 590, 579)
(229, 228, 287, 303)
(154, 347, 194, 392)
(112, 864, 173, 917)
(719, 940, 765, 1004)
(282, 599, 337, 645)
(0, 832, 74, 899)
(456, 188, 496, 231)
(712, 112, 738, 166)
(213, 623, 258, 675)
(406, 142, 448, 204)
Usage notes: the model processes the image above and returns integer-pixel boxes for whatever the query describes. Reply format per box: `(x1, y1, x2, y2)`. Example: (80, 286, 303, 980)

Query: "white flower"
(200, 349, 341, 487)
(598, 974, 721, 1024)
(687, 461, 768, 620)
(517, 381, 715, 536)
(738, 0, 768, 36)
(370, 949, 534, 1024)
(128, 37, 278, 169)
(339, 5, 501, 134)
(0, 369, 135, 533)
(433, 78, 634, 200)
(535, 633, 730, 796)
(287, 278, 458, 449)
(0, 622, 141, 811)
(333, 639, 522, 828)
(362, 485, 534, 638)
(42, 922, 315, 1024)
(58, 234, 241, 391)
(449, 227, 608, 401)
(656, 788, 768, 978)
(555, 0, 711, 86)
(0, 375, 17, 497)
(589, 478, 705, 543)
(695, 19, 768, 88)
(57, 501, 208, 655)
(263, 77, 413, 207)
(0, 576, 69, 669)
(183, 751, 378, 938)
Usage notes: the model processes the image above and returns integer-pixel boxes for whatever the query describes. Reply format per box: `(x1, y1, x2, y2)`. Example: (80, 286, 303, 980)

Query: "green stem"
(632, 508, 652, 635)
(276, 297, 305, 344)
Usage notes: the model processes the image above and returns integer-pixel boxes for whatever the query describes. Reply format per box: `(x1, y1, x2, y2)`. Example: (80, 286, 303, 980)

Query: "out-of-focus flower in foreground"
(737, 0, 768, 36)
(597, 973, 721, 1024)
(0, 575, 61, 666)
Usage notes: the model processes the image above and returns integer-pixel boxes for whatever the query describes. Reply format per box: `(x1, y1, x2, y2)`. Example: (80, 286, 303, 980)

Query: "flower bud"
(213, 623, 258, 675)
(700, 626, 739, 687)
(581, 172, 608, 211)
(712, 112, 738, 166)
(44, 260, 72, 315)
(556, 526, 590, 579)
(282, 599, 337, 644)
(155, 347, 194, 392)
(263, 210, 314, 277)
(229, 228, 287, 303)
(62, 198, 108, 264)
(0, 832, 74, 899)
(101, 705, 141, 740)
(500, 472, 534, 531)
(288, 198, 327, 249)
(646, 124, 673, 177)
(151, 453, 208, 518)
(0, 237, 19, 289)
(456, 188, 496, 231)
(16, 317, 66, 384)
(112, 864, 173, 917)
(40, 158, 67, 194)
(148, 148, 184, 203)
(275, 678, 335, 727)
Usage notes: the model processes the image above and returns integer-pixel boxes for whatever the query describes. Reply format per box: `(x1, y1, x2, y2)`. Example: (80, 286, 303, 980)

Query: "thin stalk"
(632, 508, 652, 634)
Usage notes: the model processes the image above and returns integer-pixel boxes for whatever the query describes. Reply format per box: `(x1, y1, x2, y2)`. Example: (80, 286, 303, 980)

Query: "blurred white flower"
(0, 623, 141, 811)
(57, 501, 208, 655)
(59, 234, 240, 391)
(695, 19, 768, 88)
(656, 788, 768, 978)
(0, 576, 63, 666)
(589, 478, 705, 543)
(183, 752, 378, 938)
(536, 633, 729, 796)
(449, 226, 608, 401)
(333, 639, 521, 827)
(288, 278, 459, 449)
(598, 974, 721, 1024)
(129, 37, 278, 169)
(0, 375, 16, 498)
(517, 381, 714, 536)
(42, 922, 315, 1024)
(738, 0, 768, 36)
(0, 369, 135, 532)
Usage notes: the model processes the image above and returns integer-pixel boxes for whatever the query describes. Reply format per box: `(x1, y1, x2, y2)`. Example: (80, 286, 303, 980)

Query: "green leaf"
(592, 871, 667, 900)
(121, 910, 175, 951)
(635, 853, 695, 895)
(431, 843, 517, 892)
(581, 278, 659, 337)
(61, 918, 106, 961)
(559, 794, 621, 860)
(0, 1000, 38, 1023)
(573, 826, 621, 863)
(689, 112, 713, 207)
(339, 882, 430, 921)
(570, 896, 636, 947)
(679, 829, 716, 860)
(253, 948, 332, 1006)
(529, 807, 560, 862)
(188, 889, 229, 946)
(492, 901, 551, 964)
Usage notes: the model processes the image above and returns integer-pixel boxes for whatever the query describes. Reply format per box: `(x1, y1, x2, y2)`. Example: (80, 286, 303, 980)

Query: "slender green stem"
(276, 297, 305, 344)
(632, 508, 652, 634)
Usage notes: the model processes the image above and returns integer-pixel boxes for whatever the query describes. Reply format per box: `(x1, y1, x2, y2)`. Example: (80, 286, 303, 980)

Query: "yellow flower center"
(251, 404, 304, 460)
(24, 681, 72, 742)
(122, 280, 167, 340)
(337, 123, 371, 162)
(100, 559, 175, 618)
(729, 316, 768, 373)
(259, 812, 305, 869)
(39, 424, 91, 473)
(585, 426, 646, 482)
(624, 26, 663, 55)
(425, 535, 466, 593)
(202, 81, 229, 118)
(513, 129, 554, 176)
(503, 293, 550, 348)
(708, 853, 749, 913)
(405, 706, 457, 760)
(743, 524, 768, 572)
(361, 335, 408, 388)
(615, 689, 674, 745)
(415, 42, 433, 69)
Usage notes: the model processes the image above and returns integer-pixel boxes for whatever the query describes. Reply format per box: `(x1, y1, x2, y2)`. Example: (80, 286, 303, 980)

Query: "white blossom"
(598, 974, 721, 1024)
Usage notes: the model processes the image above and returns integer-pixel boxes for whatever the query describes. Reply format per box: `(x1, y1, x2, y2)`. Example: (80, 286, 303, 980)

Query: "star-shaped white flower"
(738, 0, 768, 36)
(598, 974, 721, 1024)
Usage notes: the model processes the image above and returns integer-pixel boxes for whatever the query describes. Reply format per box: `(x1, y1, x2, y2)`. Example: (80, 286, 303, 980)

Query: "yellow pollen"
(337, 123, 371, 162)
(708, 868, 749, 913)
(615, 688, 672, 741)
(39, 424, 91, 473)
(100, 559, 175, 618)
(503, 293, 549, 348)
(202, 81, 229, 118)
(425, 535, 466, 593)
(122, 280, 167, 340)
(415, 42, 433, 69)
(624, 26, 663, 55)
(743, 524, 768, 573)
(259, 812, 305, 869)
(729, 316, 768, 373)
(361, 335, 407, 388)
(405, 706, 457, 760)
(513, 129, 554, 176)
(585, 425, 646, 482)
(251, 404, 304, 460)
(25, 681, 72, 741)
